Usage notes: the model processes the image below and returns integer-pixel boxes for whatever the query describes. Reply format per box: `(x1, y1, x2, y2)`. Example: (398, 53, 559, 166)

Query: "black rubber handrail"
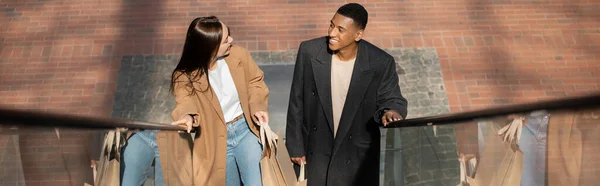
(0, 107, 185, 131)
(386, 91, 600, 128)
(2, 92, 599, 131)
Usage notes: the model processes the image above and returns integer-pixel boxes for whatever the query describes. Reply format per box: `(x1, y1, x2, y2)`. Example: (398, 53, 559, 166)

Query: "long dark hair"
(170, 16, 223, 95)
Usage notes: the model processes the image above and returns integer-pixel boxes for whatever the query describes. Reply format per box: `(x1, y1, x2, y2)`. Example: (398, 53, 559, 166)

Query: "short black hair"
(336, 3, 368, 30)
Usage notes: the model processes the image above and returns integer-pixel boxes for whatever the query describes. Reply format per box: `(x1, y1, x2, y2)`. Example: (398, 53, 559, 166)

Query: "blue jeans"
(226, 117, 263, 186)
(121, 131, 164, 186)
(519, 112, 549, 186)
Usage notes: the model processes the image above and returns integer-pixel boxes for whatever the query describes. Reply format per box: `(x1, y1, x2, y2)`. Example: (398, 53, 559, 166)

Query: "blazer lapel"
(311, 44, 335, 133)
(333, 41, 374, 153)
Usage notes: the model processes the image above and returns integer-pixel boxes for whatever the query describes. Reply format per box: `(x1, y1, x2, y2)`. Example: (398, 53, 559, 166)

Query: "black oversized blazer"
(286, 36, 408, 186)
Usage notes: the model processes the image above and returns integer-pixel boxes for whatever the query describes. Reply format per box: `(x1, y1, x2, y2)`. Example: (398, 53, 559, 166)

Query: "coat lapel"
(332, 41, 374, 153)
(311, 44, 335, 133)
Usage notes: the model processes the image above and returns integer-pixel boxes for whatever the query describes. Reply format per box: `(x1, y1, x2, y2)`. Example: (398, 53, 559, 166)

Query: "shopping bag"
(471, 117, 524, 186)
(259, 122, 289, 186)
(94, 129, 123, 186)
(276, 131, 307, 186)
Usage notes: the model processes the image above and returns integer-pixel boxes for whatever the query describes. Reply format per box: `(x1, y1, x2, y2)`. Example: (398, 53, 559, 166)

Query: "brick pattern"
(0, 135, 25, 186)
(453, 121, 480, 156)
(1, 0, 599, 185)
(0, 130, 95, 186)
(2, 0, 598, 113)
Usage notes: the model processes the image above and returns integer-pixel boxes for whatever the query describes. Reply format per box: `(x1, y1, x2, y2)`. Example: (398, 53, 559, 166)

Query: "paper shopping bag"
(94, 129, 123, 186)
(471, 117, 524, 186)
(259, 122, 289, 186)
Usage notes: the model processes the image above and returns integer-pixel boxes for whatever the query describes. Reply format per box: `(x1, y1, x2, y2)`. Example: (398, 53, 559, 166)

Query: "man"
(286, 3, 408, 186)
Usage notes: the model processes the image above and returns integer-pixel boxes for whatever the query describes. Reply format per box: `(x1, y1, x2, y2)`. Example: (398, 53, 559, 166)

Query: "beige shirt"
(331, 55, 356, 137)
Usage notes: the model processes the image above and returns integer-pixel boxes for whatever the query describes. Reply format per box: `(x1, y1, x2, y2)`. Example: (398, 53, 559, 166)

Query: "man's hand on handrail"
(382, 110, 403, 126)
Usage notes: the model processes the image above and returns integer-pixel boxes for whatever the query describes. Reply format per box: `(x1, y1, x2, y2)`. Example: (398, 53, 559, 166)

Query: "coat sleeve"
(373, 57, 408, 123)
(242, 47, 269, 122)
(171, 73, 200, 123)
(286, 42, 307, 158)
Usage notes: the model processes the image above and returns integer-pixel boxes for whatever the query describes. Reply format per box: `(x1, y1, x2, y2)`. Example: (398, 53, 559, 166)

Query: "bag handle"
(457, 154, 477, 186)
(104, 129, 123, 158)
(259, 122, 278, 157)
(105, 131, 116, 156)
(114, 129, 122, 159)
(498, 116, 524, 144)
(459, 158, 467, 185)
(458, 154, 467, 184)
(298, 161, 306, 182)
(457, 154, 476, 184)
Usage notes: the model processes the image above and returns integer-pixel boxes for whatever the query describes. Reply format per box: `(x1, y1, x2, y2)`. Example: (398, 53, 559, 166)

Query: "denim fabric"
(121, 131, 164, 186)
(226, 117, 263, 186)
(519, 111, 549, 186)
(476, 112, 549, 186)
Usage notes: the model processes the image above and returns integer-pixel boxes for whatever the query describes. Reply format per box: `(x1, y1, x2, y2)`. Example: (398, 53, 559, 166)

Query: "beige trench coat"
(156, 45, 269, 186)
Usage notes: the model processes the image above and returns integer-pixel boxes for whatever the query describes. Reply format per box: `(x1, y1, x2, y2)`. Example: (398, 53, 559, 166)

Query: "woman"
(168, 16, 269, 186)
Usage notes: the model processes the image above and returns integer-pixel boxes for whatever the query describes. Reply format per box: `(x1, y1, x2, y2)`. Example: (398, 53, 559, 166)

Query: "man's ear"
(354, 29, 364, 42)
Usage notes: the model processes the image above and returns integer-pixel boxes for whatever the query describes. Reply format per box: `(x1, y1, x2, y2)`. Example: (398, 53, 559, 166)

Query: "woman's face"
(216, 22, 234, 58)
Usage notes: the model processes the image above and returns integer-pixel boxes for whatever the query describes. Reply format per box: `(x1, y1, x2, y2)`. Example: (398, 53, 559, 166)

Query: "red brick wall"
(1, 0, 599, 185)
(2, 0, 598, 113)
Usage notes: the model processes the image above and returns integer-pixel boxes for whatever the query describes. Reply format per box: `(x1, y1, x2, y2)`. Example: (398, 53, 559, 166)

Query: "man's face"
(327, 13, 363, 51)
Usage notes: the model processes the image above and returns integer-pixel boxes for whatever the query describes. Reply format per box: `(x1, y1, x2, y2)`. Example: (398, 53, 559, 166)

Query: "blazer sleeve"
(171, 73, 200, 123)
(373, 57, 408, 123)
(286, 42, 307, 157)
(242, 48, 269, 121)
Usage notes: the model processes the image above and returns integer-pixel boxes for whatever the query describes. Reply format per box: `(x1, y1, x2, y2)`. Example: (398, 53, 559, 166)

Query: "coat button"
(312, 91, 315, 96)
(346, 160, 351, 164)
(312, 126, 317, 131)
(349, 135, 352, 139)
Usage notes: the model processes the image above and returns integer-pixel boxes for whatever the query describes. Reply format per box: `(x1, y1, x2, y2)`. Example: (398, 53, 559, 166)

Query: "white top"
(208, 58, 244, 122)
(330, 55, 356, 137)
